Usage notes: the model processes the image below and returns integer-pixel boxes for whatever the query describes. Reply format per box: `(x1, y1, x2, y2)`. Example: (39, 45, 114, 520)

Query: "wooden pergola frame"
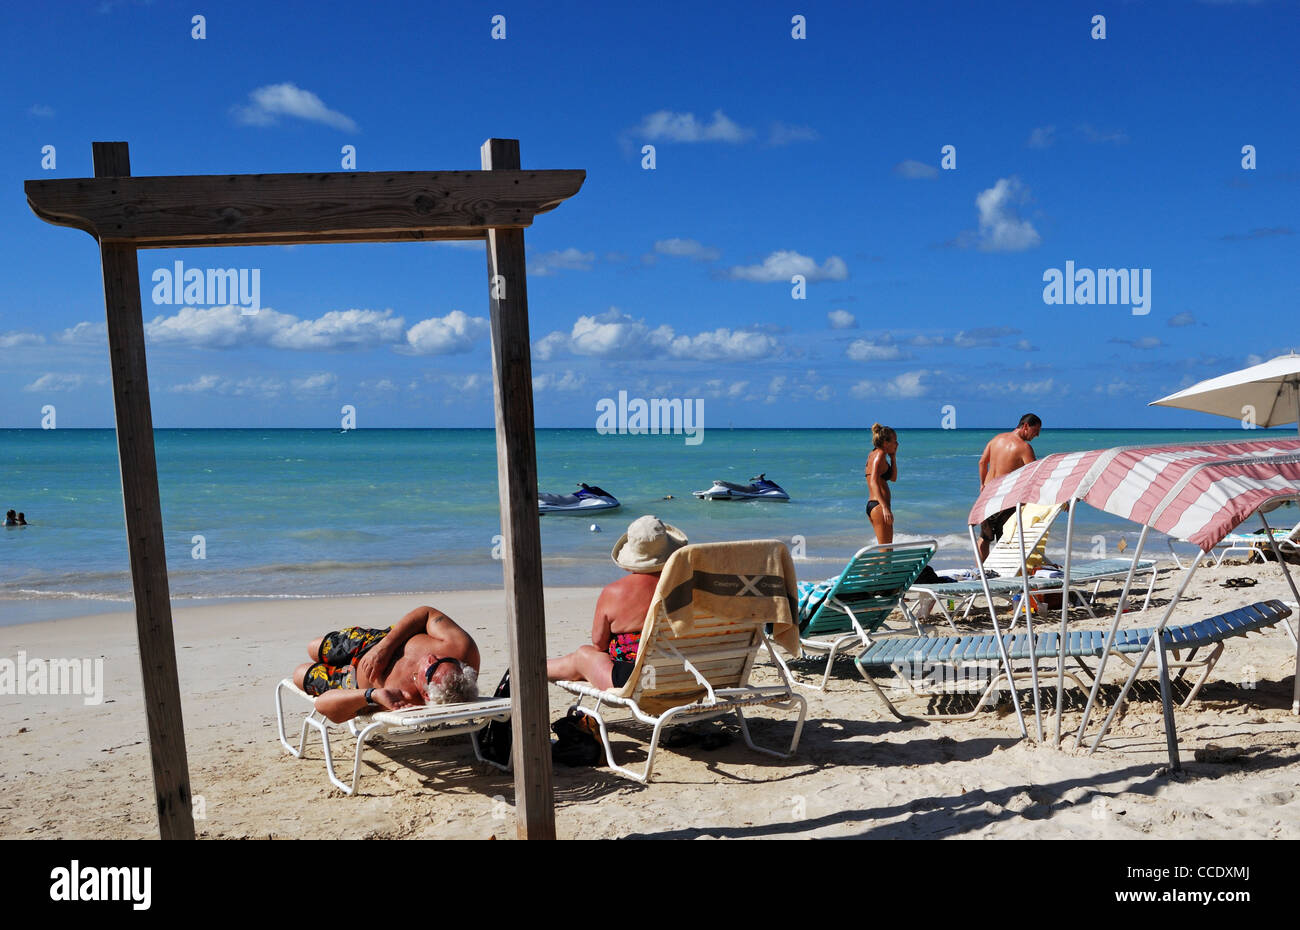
(25, 139, 584, 840)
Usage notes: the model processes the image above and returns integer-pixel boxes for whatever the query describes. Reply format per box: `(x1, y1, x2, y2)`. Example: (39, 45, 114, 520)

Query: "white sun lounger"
(275, 679, 512, 795)
(555, 539, 808, 784)
(909, 557, 1160, 630)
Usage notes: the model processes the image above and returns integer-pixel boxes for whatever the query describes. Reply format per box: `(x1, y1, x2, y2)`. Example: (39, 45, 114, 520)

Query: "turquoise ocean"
(1, 428, 1288, 625)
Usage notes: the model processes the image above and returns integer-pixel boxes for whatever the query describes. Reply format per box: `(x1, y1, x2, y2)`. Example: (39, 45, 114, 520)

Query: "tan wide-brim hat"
(611, 515, 688, 573)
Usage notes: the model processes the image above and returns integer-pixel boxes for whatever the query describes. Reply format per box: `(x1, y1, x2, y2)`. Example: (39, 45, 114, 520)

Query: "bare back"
(591, 571, 660, 646)
(980, 430, 1036, 486)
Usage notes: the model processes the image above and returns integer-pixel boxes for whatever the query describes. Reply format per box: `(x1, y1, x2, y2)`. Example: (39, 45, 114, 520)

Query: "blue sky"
(2, 0, 1297, 429)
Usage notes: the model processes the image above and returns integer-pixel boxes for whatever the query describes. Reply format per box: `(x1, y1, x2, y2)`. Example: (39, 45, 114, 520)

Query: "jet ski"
(692, 474, 790, 502)
(538, 483, 621, 514)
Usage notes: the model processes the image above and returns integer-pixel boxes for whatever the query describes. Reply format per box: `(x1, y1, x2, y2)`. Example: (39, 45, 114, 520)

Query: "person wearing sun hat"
(546, 515, 688, 691)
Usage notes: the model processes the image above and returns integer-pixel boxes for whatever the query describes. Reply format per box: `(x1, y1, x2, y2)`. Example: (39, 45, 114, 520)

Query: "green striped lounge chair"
(797, 541, 938, 690)
(853, 600, 1291, 721)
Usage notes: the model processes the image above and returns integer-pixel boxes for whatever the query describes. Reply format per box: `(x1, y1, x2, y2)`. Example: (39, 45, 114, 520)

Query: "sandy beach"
(3, 556, 1299, 841)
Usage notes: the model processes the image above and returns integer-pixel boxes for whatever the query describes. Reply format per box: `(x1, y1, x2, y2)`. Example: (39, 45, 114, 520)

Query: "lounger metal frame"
(909, 558, 1159, 632)
(275, 679, 511, 795)
(854, 600, 1291, 721)
(558, 628, 807, 785)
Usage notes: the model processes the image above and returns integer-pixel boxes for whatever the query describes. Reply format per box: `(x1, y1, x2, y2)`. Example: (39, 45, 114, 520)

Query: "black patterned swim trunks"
(301, 626, 392, 696)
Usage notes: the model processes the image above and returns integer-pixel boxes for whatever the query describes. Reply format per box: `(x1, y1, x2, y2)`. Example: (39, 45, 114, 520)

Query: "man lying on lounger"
(292, 606, 481, 723)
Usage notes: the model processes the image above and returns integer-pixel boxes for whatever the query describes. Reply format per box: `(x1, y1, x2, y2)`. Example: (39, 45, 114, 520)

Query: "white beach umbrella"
(1150, 353, 1300, 434)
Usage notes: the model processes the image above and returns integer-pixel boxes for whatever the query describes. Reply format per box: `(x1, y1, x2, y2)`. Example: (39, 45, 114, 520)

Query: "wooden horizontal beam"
(25, 168, 584, 248)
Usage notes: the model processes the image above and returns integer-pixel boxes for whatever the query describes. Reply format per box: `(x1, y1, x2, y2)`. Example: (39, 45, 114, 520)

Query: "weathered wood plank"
(483, 138, 556, 842)
(26, 168, 584, 246)
(93, 142, 195, 841)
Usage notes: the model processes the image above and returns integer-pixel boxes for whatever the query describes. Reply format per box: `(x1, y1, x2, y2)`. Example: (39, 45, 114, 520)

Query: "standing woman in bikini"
(865, 423, 899, 544)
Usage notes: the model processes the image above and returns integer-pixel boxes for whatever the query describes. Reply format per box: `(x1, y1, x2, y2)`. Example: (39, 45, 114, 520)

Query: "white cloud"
(56, 322, 106, 344)
(894, 159, 938, 179)
(146, 305, 292, 348)
(291, 373, 337, 393)
(667, 328, 778, 361)
(271, 309, 405, 350)
(532, 370, 586, 392)
(1168, 312, 1196, 327)
(1027, 126, 1056, 149)
(827, 309, 857, 330)
(169, 375, 284, 397)
(968, 177, 1040, 252)
(654, 238, 721, 261)
(1014, 339, 1038, 352)
(144, 305, 405, 351)
(725, 250, 848, 283)
(1, 331, 45, 348)
(361, 378, 398, 392)
(533, 308, 778, 362)
(850, 370, 929, 399)
(976, 377, 1059, 396)
(23, 373, 86, 392)
(528, 248, 596, 276)
(1078, 123, 1128, 145)
(1109, 336, 1162, 350)
(909, 333, 946, 347)
(768, 122, 819, 146)
(846, 339, 903, 361)
(232, 83, 358, 132)
(1096, 380, 1140, 397)
(28, 104, 55, 118)
(631, 109, 752, 143)
(953, 326, 1019, 348)
(405, 310, 490, 355)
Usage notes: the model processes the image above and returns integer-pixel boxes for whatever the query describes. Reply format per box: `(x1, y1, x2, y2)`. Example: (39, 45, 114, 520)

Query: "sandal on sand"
(1221, 577, 1258, 588)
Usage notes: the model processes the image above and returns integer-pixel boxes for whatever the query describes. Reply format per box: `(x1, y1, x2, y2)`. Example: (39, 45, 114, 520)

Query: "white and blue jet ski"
(538, 483, 621, 514)
(692, 474, 790, 502)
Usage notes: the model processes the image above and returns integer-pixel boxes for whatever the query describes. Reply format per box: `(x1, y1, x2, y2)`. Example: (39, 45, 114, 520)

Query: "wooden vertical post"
(481, 138, 556, 840)
(92, 142, 194, 841)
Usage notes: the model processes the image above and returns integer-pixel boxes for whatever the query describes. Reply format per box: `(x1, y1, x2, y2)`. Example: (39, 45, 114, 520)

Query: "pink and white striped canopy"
(968, 438, 1300, 551)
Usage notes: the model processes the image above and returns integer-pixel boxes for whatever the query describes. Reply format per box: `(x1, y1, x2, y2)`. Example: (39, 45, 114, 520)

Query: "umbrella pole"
(1258, 511, 1300, 715)
(1258, 511, 1300, 646)
(970, 523, 1028, 739)
(1015, 505, 1043, 742)
(1087, 553, 1202, 755)
(1053, 498, 1076, 746)
(1073, 524, 1150, 748)
(1154, 628, 1181, 771)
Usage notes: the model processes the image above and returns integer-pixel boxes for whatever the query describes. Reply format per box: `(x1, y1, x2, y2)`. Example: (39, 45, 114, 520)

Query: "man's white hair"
(424, 662, 479, 704)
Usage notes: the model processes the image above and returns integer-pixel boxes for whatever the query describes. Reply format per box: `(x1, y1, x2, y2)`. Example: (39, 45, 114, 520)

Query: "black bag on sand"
(551, 707, 604, 767)
(476, 670, 512, 768)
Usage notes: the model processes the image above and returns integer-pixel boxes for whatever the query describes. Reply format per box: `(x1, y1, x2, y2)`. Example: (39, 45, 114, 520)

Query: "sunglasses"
(424, 657, 461, 682)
